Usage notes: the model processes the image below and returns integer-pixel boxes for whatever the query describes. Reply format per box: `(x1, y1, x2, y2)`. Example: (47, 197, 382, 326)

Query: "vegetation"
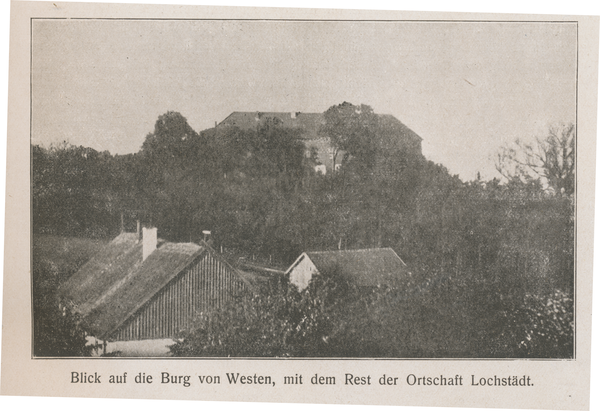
(171, 265, 573, 358)
(32, 103, 574, 358)
(496, 122, 575, 195)
(170, 267, 385, 357)
(32, 236, 105, 356)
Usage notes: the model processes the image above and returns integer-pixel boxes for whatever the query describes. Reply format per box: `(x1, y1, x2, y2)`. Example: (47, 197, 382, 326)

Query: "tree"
(245, 117, 307, 182)
(496, 123, 575, 195)
(140, 111, 201, 167)
(32, 142, 118, 237)
(320, 102, 380, 170)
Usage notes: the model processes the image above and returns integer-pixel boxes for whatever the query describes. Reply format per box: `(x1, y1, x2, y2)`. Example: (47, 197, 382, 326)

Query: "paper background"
(1, 1, 599, 410)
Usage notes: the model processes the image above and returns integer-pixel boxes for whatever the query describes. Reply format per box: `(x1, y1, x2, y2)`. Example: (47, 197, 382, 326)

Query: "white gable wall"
(288, 254, 319, 291)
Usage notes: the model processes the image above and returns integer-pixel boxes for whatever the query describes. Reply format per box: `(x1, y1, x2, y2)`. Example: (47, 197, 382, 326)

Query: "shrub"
(496, 289, 573, 358)
(32, 257, 91, 357)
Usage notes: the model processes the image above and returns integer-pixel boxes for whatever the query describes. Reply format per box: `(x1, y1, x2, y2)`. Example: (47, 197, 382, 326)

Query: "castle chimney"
(143, 227, 157, 261)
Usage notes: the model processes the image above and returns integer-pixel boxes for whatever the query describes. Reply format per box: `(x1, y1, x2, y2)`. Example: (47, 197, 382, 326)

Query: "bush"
(170, 264, 574, 359)
(496, 289, 574, 358)
(170, 278, 301, 357)
(32, 257, 91, 357)
(170, 266, 372, 357)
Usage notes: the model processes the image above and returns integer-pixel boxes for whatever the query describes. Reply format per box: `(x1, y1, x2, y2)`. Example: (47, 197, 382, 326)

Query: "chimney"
(136, 220, 141, 242)
(202, 230, 215, 247)
(143, 227, 157, 261)
(290, 111, 296, 118)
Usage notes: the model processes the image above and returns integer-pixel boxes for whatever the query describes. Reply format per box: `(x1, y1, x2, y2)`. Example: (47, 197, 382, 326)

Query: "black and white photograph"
(2, 1, 598, 410)
(29, 13, 578, 359)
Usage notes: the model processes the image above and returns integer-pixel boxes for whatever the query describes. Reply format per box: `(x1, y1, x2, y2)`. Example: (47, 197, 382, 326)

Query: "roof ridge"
(159, 241, 201, 247)
(222, 111, 323, 118)
(308, 247, 393, 253)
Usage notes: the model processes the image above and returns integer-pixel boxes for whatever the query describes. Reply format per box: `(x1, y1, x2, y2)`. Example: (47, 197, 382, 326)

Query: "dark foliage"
(32, 238, 97, 357)
(171, 262, 573, 358)
(32, 106, 574, 358)
(169, 266, 369, 357)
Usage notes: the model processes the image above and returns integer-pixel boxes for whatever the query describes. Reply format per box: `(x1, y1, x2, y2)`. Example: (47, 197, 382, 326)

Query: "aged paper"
(1, 1, 598, 410)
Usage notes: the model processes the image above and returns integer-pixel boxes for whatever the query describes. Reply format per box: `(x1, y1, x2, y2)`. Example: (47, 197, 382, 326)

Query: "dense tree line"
(32, 104, 574, 357)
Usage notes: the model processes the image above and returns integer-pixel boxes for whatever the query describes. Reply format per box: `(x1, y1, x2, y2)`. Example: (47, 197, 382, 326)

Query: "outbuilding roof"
(287, 248, 410, 287)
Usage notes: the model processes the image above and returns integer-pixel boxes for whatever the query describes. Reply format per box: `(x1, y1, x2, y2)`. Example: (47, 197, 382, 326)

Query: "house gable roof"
(61, 232, 254, 340)
(83, 242, 206, 339)
(288, 248, 409, 287)
(58, 232, 146, 312)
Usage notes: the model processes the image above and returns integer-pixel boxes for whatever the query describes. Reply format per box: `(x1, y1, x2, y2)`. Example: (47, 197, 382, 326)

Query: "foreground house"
(216, 111, 422, 173)
(59, 228, 250, 354)
(285, 248, 410, 291)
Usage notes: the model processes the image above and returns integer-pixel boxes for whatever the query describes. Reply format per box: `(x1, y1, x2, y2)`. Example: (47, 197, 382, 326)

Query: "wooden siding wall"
(112, 253, 246, 341)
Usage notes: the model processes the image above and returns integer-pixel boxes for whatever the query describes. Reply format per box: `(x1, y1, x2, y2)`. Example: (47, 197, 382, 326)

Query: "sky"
(31, 17, 577, 181)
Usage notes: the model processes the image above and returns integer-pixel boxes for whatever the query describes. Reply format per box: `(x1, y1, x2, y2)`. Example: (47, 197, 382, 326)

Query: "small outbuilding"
(285, 248, 410, 291)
